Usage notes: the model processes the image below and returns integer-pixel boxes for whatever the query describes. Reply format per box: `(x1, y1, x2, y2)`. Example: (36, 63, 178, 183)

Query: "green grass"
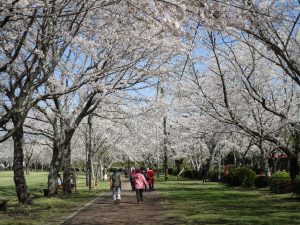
(156, 176, 300, 225)
(2, 172, 300, 225)
(0, 171, 109, 225)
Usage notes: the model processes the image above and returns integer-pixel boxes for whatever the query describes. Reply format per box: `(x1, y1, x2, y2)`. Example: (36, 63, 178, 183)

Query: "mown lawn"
(0, 171, 108, 225)
(156, 176, 300, 225)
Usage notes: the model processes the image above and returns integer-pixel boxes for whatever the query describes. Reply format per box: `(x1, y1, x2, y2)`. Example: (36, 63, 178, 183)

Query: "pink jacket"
(134, 173, 149, 190)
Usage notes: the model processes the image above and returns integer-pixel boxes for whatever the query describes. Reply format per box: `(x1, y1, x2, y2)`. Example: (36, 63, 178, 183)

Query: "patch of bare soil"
(62, 180, 178, 225)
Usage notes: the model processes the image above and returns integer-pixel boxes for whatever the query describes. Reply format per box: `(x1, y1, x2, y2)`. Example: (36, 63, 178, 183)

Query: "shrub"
(223, 167, 256, 187)
(208, 169, 219, 182)
(168, 168, 173, 175)
(293, 175, 300, 196)
(208, 169, 225, 182)
(171, 167, 178, 176)
(171, 167, 185, 176)
(182, 169, 201, 180)
(254, 175, 271, 188)
(270, 171, 292, 194)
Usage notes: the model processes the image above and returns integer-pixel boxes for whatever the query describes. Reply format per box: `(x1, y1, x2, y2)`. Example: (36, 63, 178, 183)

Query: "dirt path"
(61, 179, 178, 225)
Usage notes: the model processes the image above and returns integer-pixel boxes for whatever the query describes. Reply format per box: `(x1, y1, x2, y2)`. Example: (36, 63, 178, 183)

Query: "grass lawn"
(0, 171, 109, 225)
(156, 176, 300, 225)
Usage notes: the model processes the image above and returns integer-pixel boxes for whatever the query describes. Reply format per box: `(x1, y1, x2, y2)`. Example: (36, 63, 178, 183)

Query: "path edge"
(59, 192, 106, 225)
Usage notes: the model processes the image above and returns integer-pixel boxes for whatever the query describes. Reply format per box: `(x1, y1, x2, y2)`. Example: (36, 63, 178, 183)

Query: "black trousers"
(135, 189, 144, 203)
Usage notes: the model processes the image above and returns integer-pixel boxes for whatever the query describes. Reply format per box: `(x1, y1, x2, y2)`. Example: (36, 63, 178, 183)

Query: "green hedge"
(254, 175, 271, 188)
(270, 171, 292, 194)
(223, 167, 256, 187)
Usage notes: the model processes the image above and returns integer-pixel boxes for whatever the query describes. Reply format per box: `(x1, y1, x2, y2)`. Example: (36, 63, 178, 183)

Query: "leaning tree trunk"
(12, 122, 30, 204)
(63, 143, 72, 194)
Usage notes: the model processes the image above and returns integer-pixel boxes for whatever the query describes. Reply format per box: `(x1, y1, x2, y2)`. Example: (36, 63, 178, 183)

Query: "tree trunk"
(87, 115, 92, 190)
(264, 158, 271, 177)
(25, 164, 30, 175)
(91, 160, 95, 188)
(289, 154, 300, 182)
(12, 124, 30, 204)
(99, 160, 103, 181)
(25, 157, 32, 175)
(163, 116, 168, 181)
(63, 143, 72, 194)
(48, 142, 63, 196)
(261, 152, 270, 177)
(85, 142, 89, 187)
(288, 130, 300, 183)
(87, 145, 92, 190)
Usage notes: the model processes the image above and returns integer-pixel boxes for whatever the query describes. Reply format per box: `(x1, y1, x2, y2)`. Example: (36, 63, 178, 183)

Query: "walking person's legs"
(112, 186, 117, 201)
(116, 186, 121, 201)
(113, 186, 121, 202)
(136, 189, 143, 203)
(140, 189, 144, 202)
(130, 178, 135, 191)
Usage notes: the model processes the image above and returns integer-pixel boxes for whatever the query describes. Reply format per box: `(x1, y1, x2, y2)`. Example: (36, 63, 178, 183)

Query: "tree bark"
(25, 153, 32, 176)
(163, 116, 168, 181)
(87, 115, 92, 190)
(48, 141, 63, 196)
(63, 143, 72, 194)
(99, 160, 103, 181)
(289, 154, 300, 182)
(12, 123, 30, 204)
(288, 130, 300, 183)
(91, 159, 95, 188)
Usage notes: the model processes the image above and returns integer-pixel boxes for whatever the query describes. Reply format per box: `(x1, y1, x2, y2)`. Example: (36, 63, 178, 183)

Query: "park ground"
(0, 171, 300, 225)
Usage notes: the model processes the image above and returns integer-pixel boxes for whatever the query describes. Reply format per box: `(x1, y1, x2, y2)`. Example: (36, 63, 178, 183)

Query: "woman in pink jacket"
(133, 169, 149, 204)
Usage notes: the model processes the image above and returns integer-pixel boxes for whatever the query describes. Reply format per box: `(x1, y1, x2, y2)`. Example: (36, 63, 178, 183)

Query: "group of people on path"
(109, 167, 155, 204)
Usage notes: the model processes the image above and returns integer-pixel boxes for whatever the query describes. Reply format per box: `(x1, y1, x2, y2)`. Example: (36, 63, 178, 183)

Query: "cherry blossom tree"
(177, 30, 299, 179)
(125, 0, 300, 180)
(0, 138, 13, 170)
(1, 0, 124, 203)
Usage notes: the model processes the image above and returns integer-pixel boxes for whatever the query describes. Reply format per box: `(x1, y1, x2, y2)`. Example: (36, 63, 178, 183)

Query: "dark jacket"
(110, 172, 121, 187)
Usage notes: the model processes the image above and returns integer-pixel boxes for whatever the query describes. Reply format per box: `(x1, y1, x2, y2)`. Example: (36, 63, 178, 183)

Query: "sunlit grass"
(0, 171, 109, 225)
(2, 172, 300, 224)
(156, 176, 300, 225)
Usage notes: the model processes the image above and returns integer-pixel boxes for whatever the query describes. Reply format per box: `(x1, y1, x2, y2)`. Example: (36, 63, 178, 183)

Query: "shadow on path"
(62, 179, 178, 225)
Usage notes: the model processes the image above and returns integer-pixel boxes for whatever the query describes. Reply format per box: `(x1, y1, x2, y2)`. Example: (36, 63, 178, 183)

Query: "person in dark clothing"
(109, 168, 121, 203)
(141, 167, 148, 191)
(202, 161, 210, 183)
(124, 168, 129, 178)
(130, 169, 136, 191)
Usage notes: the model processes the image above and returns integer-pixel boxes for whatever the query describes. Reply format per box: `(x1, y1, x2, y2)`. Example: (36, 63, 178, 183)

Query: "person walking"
(129, 169, 136, 191)
(133, 169, 149, 204)
(202, 160, 210, 183)
(109, 168, 121, 203)
(141, 167, 148, 191)
(147, 167, 155, 191)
